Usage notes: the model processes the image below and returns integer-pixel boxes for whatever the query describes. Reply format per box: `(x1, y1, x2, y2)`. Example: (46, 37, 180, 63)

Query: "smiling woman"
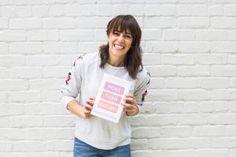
(60, 15, 150, 157)
(100, 15, 142, 79)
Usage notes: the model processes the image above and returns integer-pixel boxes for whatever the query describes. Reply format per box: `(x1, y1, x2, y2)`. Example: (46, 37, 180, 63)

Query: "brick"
(143, 29, 162, 41)
(41, 90, 61, 101)
(43, 42, 79, 54)
(12, 141, 46, 152)
(178, 0, 207, 3)
(132, 127, 160, 138)
(211, 89, 236, 100)
(147, 65, 176, 77)
(160, 126, 192, 137)
(46, 140, 73, 151)
(177, 65, 210, 76)
(94, 29, 107, 41)
(42, 66, 68, 78)
(165, 78, 199, 88)
(111, 5, 128, 16)
(230, 78, 236, 87)
(31, 5, 49, 17)
(132, 151, 152, 157)
(0, 17, 8, 29)
(0, 30, 26, 41)
(178, 42, 210, 53)
(7, 103, 26, 116)
(196, 30, 228, 41)
(145, 0, 177, 3)
(211, 42, 236, 53)
(0, 42, 8, 54)
(0, 55, 25, 67)
(199, 77, 229, 89)
(77, 42, 101, 53)
(143, 53, 161, 65)
(177, 89, 211, 100)
(144, 17, 176, 28)
(177, 5, 208, 16)
(212, 65, 236, 76)
(96, 4, 113, 16)
(0, 142, 12, 152)
(209, 113, 236, 124)
(24, 102, 67, 115)
(43, 115, 74, 127)
(131, 139, 149, 150)
(59, 29, 94, 41)
(27, 30, 59, 41)
(148, 89, 178, 101)
(49, 5, 65, 17)
(8, 91, 41, 103)
(10, 67, 42, 79)
(10, 116, 43, 127)
(26, 152, 60, 157)
(194, 54, 227, 64)
(193, 126, 227, 137)
(76, 17, 109, 29)
(145, 41, 178, 53)
(163, 30, 195, 41)
(9, 42, 43, 54)
(12, 6, 32, 17)
(9, 18, 42, 29)
(178, 17, 209, 28)
(228, 31, 236, 40)
(199, 78, 229, 89)
(148, 77, 165, 89)
(145, 5, 161, 16)
(229, 149, 236, 157)
(64, 4, 96, 16)
(29, 79, 62, 90)
(43, 18, 76, 29)
(0, 117, 10, 128)
(211, 17, 236, 28)
(0, 92, 8, 103)
(210, 0, 236, 4)
(161, 54, 194, 64)
(209, 5, 224, 16)
(224, 5, 236, 16)
(0, 79, 28, 91)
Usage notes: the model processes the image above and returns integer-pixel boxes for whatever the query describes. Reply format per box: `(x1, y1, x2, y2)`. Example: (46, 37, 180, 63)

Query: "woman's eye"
(124, 35, 132, 39)
(114, 32, 119, 36)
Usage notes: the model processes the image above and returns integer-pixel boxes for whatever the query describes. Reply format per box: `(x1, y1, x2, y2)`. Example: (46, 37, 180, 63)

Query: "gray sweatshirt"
(61, 52, 150, 150)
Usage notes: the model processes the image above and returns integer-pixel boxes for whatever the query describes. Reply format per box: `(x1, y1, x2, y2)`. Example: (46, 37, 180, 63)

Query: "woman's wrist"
(126, 105, 139, 116)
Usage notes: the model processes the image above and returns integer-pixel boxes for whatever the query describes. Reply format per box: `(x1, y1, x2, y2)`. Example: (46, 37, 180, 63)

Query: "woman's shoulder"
(82, 52, 99, 61)
(74, 52, 99, 65)
(136, 66, 150, 81)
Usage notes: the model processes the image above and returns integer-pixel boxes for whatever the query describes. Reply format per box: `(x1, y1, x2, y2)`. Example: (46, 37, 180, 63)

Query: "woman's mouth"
(114, 44, 124, 50)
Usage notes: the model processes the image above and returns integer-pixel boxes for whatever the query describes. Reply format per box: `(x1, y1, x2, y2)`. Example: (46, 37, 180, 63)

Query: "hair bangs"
(107, 16, 132, 35)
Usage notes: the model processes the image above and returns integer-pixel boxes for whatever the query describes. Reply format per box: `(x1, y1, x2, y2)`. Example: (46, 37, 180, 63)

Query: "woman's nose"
(117, 34, 124, 42)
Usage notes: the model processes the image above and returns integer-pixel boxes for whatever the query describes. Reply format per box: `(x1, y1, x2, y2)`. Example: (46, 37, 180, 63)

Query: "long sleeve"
(60, 56, 83, 108)
(134, 68, 151, 106)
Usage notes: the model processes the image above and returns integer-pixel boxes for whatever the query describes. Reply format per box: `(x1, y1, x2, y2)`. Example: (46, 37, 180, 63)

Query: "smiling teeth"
(114, 44, 124, 49)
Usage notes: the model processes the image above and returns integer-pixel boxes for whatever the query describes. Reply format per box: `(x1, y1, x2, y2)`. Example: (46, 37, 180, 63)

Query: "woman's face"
(108, 29, 133, 62)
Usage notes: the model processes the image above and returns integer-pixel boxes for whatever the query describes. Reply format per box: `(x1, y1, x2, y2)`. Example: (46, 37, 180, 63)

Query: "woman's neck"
(107, 57, 124, 67)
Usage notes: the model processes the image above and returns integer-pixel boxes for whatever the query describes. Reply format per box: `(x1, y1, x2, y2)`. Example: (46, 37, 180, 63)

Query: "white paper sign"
(91, 73, 131, 123)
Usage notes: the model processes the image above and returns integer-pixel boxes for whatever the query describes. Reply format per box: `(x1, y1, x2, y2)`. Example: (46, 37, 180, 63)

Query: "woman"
(61, 15, 150, 157)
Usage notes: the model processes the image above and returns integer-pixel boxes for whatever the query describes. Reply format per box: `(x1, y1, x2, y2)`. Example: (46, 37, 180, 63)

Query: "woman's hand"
(79, 97, 95, 119)
(123, 94, 139, 116)
(67, 97, 95, 119)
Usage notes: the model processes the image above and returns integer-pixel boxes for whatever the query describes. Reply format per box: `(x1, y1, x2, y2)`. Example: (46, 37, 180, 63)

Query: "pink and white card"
(91, 73, 131, 123)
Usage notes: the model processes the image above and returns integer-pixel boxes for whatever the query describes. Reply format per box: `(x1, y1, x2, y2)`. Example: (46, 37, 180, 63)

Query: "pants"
(74, 137, 131, 157)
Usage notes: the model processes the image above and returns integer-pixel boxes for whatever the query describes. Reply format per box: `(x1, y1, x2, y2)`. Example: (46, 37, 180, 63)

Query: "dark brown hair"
(99, 15, 143, 79)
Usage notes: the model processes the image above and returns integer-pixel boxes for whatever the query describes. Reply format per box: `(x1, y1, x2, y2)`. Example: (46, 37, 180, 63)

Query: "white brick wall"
(0, 0, 236, 156)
